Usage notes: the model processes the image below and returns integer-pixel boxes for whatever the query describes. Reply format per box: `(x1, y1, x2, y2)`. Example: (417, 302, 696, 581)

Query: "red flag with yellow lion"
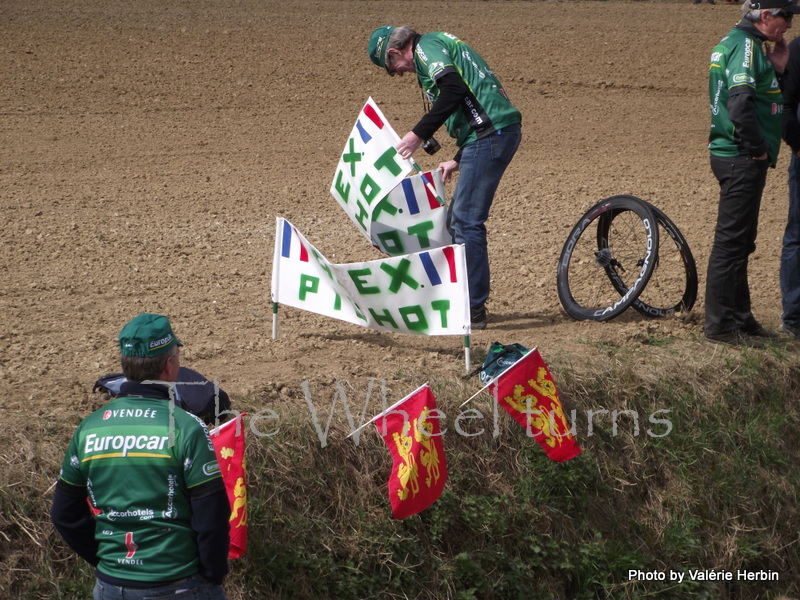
(211, 413, 248, 558)
(373, 385, 447, 519)
(490, 349, 581, 462)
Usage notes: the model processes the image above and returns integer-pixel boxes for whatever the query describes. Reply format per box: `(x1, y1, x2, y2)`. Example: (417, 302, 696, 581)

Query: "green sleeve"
(59, 427, 86, 487)
(725, 40, 757, 91)
(181, 414, 222, 489)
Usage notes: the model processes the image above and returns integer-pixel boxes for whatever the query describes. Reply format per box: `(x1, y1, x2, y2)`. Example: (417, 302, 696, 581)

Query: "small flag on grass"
(373, 384, 447, 519)
(490, 349, 581, 462)
(211, 414, 248, 558)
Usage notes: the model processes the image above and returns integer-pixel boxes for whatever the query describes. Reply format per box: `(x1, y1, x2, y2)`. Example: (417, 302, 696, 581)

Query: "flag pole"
(346, 382, 429, 439)
(271, 217, 282, 341)
(409, 158, 446, 207)
(459, 380, 493, 408)
(459, 348, 536, 408)
(464, 335, 471, 373)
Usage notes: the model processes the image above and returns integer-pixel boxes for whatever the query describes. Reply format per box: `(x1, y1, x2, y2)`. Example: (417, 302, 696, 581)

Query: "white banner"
(271, 218, 471, 335)
(330, 97, 451, 256)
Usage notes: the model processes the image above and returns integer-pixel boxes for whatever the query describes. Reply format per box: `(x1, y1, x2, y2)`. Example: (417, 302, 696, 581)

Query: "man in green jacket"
(704, 0, 797, 345)
(51, 313, 230, 599)
(368, 26, 522, 330)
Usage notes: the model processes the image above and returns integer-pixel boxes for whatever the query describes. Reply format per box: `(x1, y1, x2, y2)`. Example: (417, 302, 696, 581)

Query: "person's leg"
(446, 126, 521, 318)
(781, 154, 800, 334)
(705, 155, 767, 337)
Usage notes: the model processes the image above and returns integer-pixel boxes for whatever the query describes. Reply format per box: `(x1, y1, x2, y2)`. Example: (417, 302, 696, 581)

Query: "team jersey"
(414, 32, 521, 147)
(708, 25, 783, 166)
(58, 395, 221, 583)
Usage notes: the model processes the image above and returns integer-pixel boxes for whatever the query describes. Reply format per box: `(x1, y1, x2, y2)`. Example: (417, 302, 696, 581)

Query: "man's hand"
(396, 132, 423, 160)
(438, 160, 459, 184)
(766, 37, 789, 74)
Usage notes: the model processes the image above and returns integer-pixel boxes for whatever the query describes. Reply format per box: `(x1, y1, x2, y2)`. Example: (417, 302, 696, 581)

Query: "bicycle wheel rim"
(557, 196, 659, 321)
(600, 197, 698, 318)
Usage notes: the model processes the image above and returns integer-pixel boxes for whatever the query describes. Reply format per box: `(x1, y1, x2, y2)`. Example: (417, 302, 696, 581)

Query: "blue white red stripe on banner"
(362, 103, 385, 129)
(419, 247, 458, 286)
(356, 120, 372, 144)
(280, 220, 309, 262)
(356, 102, 386, 144)
(400, 178, 421, 215)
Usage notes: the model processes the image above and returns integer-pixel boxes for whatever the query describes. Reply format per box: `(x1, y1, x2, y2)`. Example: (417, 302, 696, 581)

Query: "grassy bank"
(2, 342, 799, 600)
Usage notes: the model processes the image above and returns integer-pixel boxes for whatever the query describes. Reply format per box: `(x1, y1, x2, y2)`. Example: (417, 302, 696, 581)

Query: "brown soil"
(1, 0, 792, 417)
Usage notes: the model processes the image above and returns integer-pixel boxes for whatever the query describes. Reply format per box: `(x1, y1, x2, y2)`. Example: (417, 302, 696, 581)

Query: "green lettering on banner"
(431, 299, 451, 327)
(348, 268, 380, 294)
(354, 200, 369, 231)
(352, 301, 367, 321)
(376, 230, 404, 255)
(380, 258, 419, 293)
(311, 249, 334, 281)
(360, 174, 381, 206)
(371, 197, 398, 221)
(299, 275, 320, 301)
(334, 294, 341, 311)
(369, 308, 398, 329)
(343, 138, 362, 177)
(373, 147, 403, 176)
(399, 305, 428, 332)
(333, 170, 351, 204)
(407, 221, 436, 249)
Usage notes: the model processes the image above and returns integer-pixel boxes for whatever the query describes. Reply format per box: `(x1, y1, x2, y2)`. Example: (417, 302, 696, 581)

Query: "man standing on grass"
(704, 0, 798, 346)
(51, 313, 230, 599)
(780, 33, 800, 340)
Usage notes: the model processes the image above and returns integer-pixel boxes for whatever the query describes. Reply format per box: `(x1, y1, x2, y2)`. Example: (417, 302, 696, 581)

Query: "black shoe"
(741, 323, 781, 339)
(705, 330, 766, 348)
(471, 307, 488, 331)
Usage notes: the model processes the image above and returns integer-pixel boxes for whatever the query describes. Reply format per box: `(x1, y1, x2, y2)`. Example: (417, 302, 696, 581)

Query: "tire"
(557, 196, 659, 321)
(599, 197, 698, 318)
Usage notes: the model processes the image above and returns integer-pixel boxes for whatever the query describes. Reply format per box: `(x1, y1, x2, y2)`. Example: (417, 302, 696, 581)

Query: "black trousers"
(705, 154, 769, 336)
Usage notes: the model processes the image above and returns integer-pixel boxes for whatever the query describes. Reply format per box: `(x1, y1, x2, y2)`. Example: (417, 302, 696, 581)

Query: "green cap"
(119, 313, 183, 358)
(368, 26, 395, 72)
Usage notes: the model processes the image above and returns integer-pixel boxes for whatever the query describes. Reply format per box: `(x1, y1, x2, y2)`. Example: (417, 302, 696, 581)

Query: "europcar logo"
(374, 36, 385, 62)
(203, 460, 221, 477)
(149, 334, 173, 351)
(732, 73, 755, 85)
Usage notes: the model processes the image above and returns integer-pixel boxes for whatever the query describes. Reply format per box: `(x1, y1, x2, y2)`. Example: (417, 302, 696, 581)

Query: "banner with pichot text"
(330, 97, 451, 256)
(271, 217, 471, 335)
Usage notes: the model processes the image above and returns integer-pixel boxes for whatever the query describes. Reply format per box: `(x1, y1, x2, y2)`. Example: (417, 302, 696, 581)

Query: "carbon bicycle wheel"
(557, 196, 659, 321)
(599, 197, 698, 318)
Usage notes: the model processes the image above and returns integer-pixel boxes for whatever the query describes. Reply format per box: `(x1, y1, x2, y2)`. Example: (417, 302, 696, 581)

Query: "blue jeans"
(93, 575, 227, 600)
(704, 154, 769, 335)
(446, 124, 522, 311)
(782, 154, 800, 328)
